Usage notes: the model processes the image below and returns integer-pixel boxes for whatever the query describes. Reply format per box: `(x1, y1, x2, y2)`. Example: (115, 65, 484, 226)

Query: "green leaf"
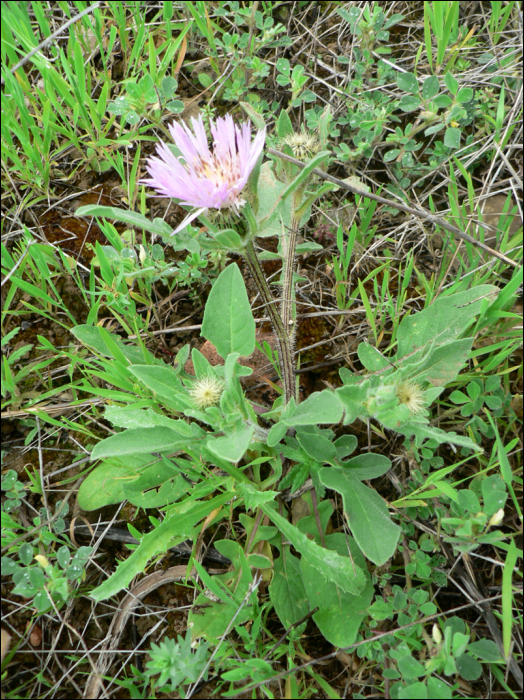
(282, 390, 343, 426)
(368, 599, 394, 621)
(484, 412, 513, 484)
(457, 87, 473, 103)
(255, 161, 293, 237)
(357, 342, 391, 371)
(75, 205, 173, 238)
(384, 149, 401, 163)
(128, 365, 188, 409)
(104, 406, 193, 437)
(246, 553, 272, 569)
(269, 550, 309, 633)
(77, 457, 150, 509)
(502, 539, 519, 659)
(444, 127, 461, 149)
(426, 677, 452, 699)
(213, 228, 244, 251)
(457, 489, 480, 513)
(261, 505, 366, 595)
(206, 425, 254, 463)
(398, 682, 428, 699)
(398, 95, 421, 112)
(71, 325, 162, 366)
(90, 494, 231, 602)
(410, 338, 473, 386)
(236, 482, 278, 511)
(201, 263, 255, 359)
(422, 75, 440, 99)
(197, 72, 213, 89)
(300, 533, 374, 648)
(188, 540, 255, 642)
(91, 426, 189, 460)
(336, 382, 369, 425)
(397, 72, 419, 95)
(397, 655, 426, 679)
(335, 434, 358, 459)
(455, 653, 482, 681)
(467, 639, 503, 662)
(444, 72, 459, 95)
(122, 468, 188, 508)
(296, 429, 338, 465)
(449, 390, 469, 404)
(267, 421, 288, 447)
(398, 422, 482, 451)
(481, 475, 507, 516)
(276, 106, 293, 137)
(319, 468, 401, 566)
(452, 631, 470, 657)
(341, 453, 392, 480)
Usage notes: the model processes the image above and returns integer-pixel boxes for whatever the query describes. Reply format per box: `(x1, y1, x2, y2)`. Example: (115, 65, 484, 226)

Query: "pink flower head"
(141, 114, 266, 234)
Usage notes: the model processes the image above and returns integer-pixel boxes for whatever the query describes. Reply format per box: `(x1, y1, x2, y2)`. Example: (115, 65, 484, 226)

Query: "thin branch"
(268, 148, 519, 268)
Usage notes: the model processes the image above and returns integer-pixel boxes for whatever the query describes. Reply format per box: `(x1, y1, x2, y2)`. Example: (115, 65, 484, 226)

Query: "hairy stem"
(243, 240, 296, 404)
(280, 214, 298, 350)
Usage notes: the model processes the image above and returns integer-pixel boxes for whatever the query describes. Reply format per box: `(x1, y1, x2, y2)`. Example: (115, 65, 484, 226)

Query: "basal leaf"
(77, 459, 140, 510)
(320, 468, 401, 566)
(90, 494, 231, 602)
(236, 482, 278, 511)
(341, 453, 392, 480)
(269, 550, 309, 633)
(301, 533, 374, 647)
(261, 505, 366, 595)
(71, 325, 162, 365)
(91, 426, 189, 460)
(76, 205, 173, 237)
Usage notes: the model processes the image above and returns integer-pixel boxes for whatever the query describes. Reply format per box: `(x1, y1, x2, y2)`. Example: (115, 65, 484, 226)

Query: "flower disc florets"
(395, 380, 426, 416)
(189, 375, 224, 409)
(141, 114, 266, 234)
(280, 127, 320, 161)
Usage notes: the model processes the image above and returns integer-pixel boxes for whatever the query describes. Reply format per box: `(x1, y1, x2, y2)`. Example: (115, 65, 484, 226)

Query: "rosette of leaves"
(145, 634, 209, 692)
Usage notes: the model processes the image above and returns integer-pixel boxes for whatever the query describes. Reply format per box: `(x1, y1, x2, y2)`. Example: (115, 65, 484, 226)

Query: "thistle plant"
(73, 106, 508, 656)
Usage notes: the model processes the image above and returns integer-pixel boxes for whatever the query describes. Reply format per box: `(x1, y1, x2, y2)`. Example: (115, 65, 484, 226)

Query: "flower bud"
(432, 623, 442, 645)
(488, 508, 504, 528)
(34, 555, 50, 569)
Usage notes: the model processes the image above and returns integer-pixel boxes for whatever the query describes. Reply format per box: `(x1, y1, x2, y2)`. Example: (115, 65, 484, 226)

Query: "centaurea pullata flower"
(141, 114, 266, 234)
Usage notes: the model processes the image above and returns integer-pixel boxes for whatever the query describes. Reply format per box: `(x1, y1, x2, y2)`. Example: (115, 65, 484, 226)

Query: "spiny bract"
(280, 128, 320, 160)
